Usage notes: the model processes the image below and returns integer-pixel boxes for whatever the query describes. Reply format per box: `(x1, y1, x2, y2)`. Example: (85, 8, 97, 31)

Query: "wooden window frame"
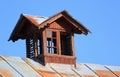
(46, 29, 58, 54)
(45, 29, 74, 56)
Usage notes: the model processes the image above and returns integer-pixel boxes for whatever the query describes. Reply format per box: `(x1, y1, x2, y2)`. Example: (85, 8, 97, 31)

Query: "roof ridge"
(22, 13, 48, 19)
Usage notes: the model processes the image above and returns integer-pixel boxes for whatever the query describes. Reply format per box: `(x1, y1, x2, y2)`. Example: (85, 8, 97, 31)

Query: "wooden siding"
(38, 54, 76, 65)
(48, 22, 64, 30)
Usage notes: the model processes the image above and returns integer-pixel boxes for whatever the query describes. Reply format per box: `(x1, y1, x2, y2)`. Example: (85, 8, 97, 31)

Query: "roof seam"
(0, 56, 24, 77)
(71, 67, 81, 77)
(50, 66, 63, 77)
(84, 64, 100, 77)
(22, 58, 43, 77)
(104, 66, 119, 77)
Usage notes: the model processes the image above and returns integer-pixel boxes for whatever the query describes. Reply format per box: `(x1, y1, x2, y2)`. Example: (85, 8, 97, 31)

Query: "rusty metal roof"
(23, 10, 90, 34)
(9, 10, 91, 42)
(0, 55, 120, 77)
(23, 14, 48, 26)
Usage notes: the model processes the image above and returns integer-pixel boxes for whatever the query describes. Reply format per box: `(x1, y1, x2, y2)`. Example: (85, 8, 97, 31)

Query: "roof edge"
(38, 10, 91, 35)
(8, 14, 24, 42)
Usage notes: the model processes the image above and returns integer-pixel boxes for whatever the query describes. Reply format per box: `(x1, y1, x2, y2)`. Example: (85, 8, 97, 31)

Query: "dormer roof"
(23, 14, 48, 26)
(9, 10, 90, 42)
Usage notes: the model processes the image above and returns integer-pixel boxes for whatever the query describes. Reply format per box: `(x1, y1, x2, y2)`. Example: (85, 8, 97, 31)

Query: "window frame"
(45, 29, 74, 56)
(46, 29, 58, 54)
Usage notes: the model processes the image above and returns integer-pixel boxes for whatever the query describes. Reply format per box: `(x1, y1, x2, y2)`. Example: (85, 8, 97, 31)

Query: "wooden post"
(26, 38, 30, 58)
(34, 35, 38, 57)
(57, 31, 61, 55)
(71, 33, 75, 56)
(42, 30, 47, 55)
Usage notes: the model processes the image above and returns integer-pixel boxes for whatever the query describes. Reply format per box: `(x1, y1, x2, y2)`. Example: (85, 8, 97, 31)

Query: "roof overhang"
(38, 10, 91, 35)
(9, 10, 91, 42)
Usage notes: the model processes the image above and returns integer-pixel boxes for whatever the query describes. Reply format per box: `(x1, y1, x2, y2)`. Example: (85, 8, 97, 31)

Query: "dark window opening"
(38, 39, 43, 55)
(29, 38, 35, 58)
(46, 30, 57, 54)
(60, 32, 72, 56)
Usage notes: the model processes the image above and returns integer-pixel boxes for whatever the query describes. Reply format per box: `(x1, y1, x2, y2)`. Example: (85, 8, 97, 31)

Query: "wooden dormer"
(9, 10, 90, 65)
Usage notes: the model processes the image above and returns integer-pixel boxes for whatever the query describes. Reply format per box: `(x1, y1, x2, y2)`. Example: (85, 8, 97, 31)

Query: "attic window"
(46, 30, 57, 54)
(60, 32, 72, 56)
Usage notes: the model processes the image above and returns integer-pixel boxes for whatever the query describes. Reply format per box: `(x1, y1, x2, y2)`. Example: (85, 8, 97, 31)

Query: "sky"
(0, 0, 120, 66)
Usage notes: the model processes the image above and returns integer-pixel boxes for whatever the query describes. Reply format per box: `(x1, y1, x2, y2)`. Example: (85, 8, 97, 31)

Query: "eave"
(38, 10, 91, 35)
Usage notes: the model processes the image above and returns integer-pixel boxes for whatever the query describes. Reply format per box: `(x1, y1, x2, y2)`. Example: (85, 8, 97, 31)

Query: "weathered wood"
(57, 31, 61, 55)
(38, 54, 76, 65)
(48, 22, 64, 30)
(26, 38, 30, 58)
(42, 30, 47, 55)
(34, 35, 38, 57)
(71, 33, 75, 56)
(39, 14, 63, 29)
(9, 11, 90, 66)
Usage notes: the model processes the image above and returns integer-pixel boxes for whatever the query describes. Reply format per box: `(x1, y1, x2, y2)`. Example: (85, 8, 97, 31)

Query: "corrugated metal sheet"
(23, 14, 48, 26)
(72, 63, 99, 77)
(0, 55, 120, 77)
(86, 63, 120, 77)
(106, 66, 120, 76)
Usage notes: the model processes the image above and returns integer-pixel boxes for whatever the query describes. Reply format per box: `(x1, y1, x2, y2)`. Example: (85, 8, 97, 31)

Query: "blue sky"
(0, 0, 120, 66)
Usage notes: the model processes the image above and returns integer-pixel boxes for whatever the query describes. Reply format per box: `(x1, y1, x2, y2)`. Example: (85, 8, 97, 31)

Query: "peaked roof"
(9, 10, 90, 41)
(23, 14, 48, 26)
(0, 55, 120, 77)
(23, 10, 90, 34)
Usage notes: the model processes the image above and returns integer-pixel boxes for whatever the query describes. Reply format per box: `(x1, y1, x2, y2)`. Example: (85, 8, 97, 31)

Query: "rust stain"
(60, 73, 78, 77)
(114, 71, 120, 76)
(37, 69, 60, 77)
(38, 69, 78, 77)
(25, 15, 39, 26)
(0, 68, 13, 77)
(82, 75, 96, 77)
(95, 70, 117, 77)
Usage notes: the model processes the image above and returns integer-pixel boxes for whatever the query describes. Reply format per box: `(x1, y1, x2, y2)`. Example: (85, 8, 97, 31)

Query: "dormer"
(9, 10, 90, 66)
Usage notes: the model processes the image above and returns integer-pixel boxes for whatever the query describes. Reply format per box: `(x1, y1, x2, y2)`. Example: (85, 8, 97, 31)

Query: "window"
(46, 30, 73, 56)
(46, 30, 57, 54)
(38, 39, 43, 54)
(60, 32, 72, 56)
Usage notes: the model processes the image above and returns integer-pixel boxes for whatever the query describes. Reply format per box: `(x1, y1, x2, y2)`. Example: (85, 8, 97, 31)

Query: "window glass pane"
(54, 48, 57, 54)
(47, 47, 51, 53)
(53, 39, 56, 46)
(47, 30, 52, 37)
(49, 48, 52, 53)
(46, 30, 57, 54)
(47, 38, 51, 46)
(47, 47, 49, 53)
(52, 32, 56, 37)
(38, 39, 40, 54)
(51, 48, 54, 54)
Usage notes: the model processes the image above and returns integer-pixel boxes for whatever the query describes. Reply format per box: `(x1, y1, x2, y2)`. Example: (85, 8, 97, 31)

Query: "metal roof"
(0, 55, 120, 77)
(22, 10, 90, 34)
(23, 14, 48, 26)
(9, 10, 90, 42)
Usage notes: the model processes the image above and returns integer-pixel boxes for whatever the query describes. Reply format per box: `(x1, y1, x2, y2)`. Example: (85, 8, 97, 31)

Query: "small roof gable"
(38, 10, 90, 34)
(8, 14, 48, 41)
(23, 14, 48, 26)
(9, 10, 90, 41)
